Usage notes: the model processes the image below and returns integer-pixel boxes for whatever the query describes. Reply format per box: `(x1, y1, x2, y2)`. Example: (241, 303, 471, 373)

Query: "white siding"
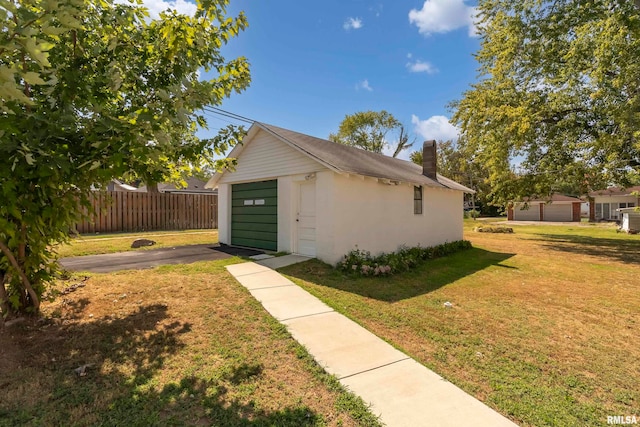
(277, 176, 294, 253)
(218, 183, 231, 244)
(317, 173, 463, 265)
(313, 171, 335, 260)
(219, 129, 327, 184)
(513, 203, 540, 221)
(592, 195, 638, 205)
(543, 203, 573, 222)
(622, 212, 640, 231)
(593, 195, 638, 220)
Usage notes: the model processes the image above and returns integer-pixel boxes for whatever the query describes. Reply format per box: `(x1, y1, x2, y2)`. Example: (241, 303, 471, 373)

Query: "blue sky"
(144, 0, 481, 159)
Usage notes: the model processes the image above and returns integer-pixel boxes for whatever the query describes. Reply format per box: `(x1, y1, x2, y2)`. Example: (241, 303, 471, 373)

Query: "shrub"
(337, 241, 472, 276)
(473, 226, 514, 233)
(463, 209, 480, 219)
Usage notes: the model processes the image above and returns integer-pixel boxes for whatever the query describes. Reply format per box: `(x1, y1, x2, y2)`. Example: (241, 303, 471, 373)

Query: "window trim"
(414, 186, 423, 215)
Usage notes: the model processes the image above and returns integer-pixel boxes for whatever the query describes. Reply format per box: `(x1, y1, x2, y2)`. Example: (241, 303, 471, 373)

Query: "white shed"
(618, 207, 640, 233)
(206, 123, 473, 265)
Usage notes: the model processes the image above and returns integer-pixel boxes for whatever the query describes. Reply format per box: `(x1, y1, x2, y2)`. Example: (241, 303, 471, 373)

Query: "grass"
(56, 230, 219, 258)
(279, 219, 640, 427)
(0, 259, 382, 426)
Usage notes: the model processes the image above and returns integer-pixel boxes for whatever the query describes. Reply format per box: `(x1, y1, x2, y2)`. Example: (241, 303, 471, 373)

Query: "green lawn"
(0, 259, 381, 426)
(280, 220, 640, 427)
(55, 229, 219, 258)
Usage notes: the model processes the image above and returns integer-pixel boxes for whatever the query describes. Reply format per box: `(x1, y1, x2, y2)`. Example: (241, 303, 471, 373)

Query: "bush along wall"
(337, 240, 472, 276)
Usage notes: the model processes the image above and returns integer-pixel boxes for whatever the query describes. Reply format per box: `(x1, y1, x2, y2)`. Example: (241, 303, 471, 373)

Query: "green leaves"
(0, 0, 250, 315)
(22, 71, 47, 85)
(452, 0, 640, 206)
(329, 110, 402, 155)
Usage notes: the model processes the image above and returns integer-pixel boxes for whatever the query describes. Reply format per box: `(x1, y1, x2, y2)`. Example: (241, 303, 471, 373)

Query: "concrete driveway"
(59, 244, 264, 273)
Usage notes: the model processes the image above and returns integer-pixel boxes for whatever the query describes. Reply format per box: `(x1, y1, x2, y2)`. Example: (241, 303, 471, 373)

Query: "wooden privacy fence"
(76, 191, 218, 234)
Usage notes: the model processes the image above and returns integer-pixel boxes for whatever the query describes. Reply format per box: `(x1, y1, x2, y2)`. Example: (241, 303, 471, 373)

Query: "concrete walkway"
(227, 256, 518, 427)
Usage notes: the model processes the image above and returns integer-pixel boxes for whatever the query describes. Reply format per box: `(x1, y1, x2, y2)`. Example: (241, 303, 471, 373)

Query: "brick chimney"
(422, 140, 437, 180)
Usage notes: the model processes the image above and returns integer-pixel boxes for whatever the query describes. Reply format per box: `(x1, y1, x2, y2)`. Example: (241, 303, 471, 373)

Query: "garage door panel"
(231, 237, 277, 251)
(230, 222, 277, 233)
(232, 230, 277, 241)
(231, 180, 277, 250)
(513, 204, 540, 221)
(544, 204, 572, 222)
(232, 188, 278, 199)
(232, 197, 277, 207)
(233, 180, 279, 191)
(231, 206, 277, 215)
(232, 214, 277, 224)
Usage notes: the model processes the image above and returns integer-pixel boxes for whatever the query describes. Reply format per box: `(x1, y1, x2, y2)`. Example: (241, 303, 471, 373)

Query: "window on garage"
(414, 186, 423, 215)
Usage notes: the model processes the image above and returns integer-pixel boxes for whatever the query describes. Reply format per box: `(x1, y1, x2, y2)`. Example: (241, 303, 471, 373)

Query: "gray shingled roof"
(588, 186, 640, 197)
(258, 123, 473, 193)
(517, 194, 582, 203)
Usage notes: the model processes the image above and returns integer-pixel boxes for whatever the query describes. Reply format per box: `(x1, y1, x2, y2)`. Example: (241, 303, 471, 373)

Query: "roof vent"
(422, 140, 437, 180)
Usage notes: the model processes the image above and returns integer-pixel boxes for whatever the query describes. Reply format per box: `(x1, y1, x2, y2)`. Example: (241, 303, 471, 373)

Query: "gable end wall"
(219, 129, 327, 184)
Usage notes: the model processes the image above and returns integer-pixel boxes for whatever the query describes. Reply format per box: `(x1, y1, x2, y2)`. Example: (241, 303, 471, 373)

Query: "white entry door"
(297, 181, 316, 257)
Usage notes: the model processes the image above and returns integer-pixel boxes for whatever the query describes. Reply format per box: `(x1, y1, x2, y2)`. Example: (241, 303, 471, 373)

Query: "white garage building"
(508, 194, 582, 222)
(206, 122, 473, 265)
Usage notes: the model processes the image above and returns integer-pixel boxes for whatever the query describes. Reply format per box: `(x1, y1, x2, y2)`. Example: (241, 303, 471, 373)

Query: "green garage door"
(231, 180, 278, 250)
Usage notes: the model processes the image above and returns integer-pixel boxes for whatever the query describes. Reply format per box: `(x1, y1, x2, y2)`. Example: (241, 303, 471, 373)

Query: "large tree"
(0, 0, 249, 318)
(452, 0, 640, 206)
(329, 110, 413, 157)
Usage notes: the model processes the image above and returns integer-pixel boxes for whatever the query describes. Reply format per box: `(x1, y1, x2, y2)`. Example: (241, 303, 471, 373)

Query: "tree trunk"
(0, 272, 8, 325)
(146, 182, 160, 193)
(0, 240, 40, 313)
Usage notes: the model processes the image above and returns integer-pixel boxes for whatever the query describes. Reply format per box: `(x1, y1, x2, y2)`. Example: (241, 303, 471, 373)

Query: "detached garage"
(206, 122, 474, 265)
(508, 194, 581, 222)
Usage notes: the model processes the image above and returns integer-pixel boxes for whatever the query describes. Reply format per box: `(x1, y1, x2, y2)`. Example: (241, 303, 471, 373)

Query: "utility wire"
(207, 106, 255, 124)
(201, 112, 241, 126)
(202, 106, 254, 124)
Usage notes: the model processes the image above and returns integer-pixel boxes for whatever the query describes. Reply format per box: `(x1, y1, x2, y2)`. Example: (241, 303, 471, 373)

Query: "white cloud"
(407, 53, 413, 59)
(355, 79, 373, 92)
(411, 114, 459, 141)
(406, 60, 437, 74)
(343, 17, 363, 30)
(116, 0, 197, 19)
(408, 0, 477, 37)
(370, 4, 383, 18)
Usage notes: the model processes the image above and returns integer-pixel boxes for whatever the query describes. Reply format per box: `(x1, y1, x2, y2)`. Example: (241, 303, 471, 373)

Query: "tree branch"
(18, 222, 26, 262)
(0, 240, 40, 313)
(0, 15, 45, 56)
(0, 272, 8, 323)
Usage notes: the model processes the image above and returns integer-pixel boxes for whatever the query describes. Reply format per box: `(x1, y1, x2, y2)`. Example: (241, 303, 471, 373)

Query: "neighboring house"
(138, 177, 217, 195)
(588, 186, 640, 221)
(106, 179, 138, 192)
(618, 207, 640, 233)
(507, 194, 582, 222)
(205, 122, 473, 265)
